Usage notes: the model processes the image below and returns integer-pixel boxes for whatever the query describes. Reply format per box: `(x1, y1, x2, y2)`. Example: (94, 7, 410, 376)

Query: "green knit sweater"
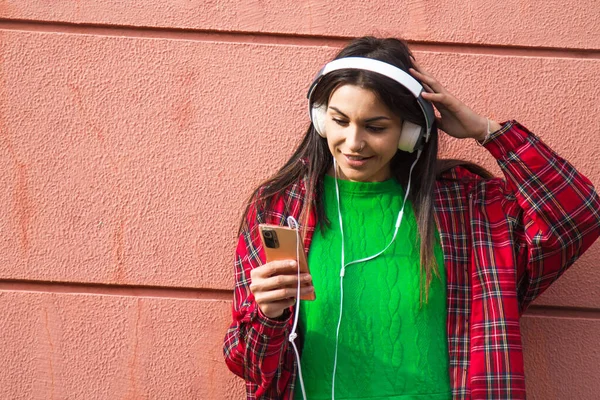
(295, 175, 451, 399)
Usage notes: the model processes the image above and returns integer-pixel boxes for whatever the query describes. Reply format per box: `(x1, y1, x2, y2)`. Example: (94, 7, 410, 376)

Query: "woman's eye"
(332, 118, 348, 126)
(367, 126, 386, 133)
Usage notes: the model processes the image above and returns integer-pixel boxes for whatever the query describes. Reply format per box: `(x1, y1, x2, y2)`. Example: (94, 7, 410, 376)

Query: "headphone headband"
(307, 56, 435, 145)
(308, 57, 424, 98)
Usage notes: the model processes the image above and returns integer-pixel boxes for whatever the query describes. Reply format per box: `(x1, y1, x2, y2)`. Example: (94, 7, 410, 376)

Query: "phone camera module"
(262, 229, 279, 249)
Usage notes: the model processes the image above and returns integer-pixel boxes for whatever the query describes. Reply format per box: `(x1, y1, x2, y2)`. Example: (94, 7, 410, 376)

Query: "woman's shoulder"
(436, 159, 494, 181)
(435, 159, 496, 189)
(249, 174, 309, 222)
(254, 175, 308, 201)
(433, 159, 501, 200)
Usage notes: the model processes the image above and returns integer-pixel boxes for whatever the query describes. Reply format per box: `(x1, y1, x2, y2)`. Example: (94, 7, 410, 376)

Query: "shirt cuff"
(252, 306, 292, 338)
(481, 120, 533, 159)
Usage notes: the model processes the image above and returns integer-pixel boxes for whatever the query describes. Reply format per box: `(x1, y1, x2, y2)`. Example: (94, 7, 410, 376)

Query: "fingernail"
(289, 261, 296, 267)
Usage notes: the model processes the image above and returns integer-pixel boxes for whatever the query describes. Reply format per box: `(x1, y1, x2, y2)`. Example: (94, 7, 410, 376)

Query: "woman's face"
(325, 84, 403, 182)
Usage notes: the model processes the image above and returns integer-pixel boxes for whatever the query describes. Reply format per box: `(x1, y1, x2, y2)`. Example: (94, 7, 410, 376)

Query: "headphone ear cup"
(398, 121, 423, 153)
(311, 105, 328, 138)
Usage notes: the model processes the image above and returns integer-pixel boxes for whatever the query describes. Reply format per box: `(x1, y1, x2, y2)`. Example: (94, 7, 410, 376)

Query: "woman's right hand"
(249, 260, 314, 319)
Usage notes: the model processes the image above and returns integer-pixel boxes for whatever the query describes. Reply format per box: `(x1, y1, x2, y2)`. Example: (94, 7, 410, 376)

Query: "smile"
(343, 154, 372, 167)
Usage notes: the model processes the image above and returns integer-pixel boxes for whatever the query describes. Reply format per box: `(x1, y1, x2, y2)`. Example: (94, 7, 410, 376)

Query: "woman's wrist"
(473, 118, 502, 142)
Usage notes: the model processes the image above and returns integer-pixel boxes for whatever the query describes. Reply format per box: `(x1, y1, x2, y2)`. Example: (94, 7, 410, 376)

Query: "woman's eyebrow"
(329, 106, 391, 123)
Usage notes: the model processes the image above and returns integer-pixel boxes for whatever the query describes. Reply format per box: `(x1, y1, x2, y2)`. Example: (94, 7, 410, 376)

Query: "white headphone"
(307, 57, 436, 153)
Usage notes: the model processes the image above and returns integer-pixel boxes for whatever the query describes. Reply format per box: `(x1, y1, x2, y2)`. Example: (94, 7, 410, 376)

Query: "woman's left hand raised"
(409, 59, 501, 141)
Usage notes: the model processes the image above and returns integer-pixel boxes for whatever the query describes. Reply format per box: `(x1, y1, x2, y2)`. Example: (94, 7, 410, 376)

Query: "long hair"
(239, 36, 486, 302)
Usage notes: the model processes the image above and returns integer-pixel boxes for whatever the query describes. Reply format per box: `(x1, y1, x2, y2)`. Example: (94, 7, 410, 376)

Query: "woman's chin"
(337, 168, 377, 182)
(336, 163, 392, 182)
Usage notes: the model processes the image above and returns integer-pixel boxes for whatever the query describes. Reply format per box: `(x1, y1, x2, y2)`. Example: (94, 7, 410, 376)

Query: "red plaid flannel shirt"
(223, 121, 600, 399)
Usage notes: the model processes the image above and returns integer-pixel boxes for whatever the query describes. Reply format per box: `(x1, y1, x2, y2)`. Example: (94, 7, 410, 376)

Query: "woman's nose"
(346, 125, 365, 152)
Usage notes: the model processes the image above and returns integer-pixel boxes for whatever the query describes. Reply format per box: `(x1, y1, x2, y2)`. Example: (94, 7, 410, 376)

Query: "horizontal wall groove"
(0, 279, 233, 301)
(2, 279, 598, 317)
(524, 304, 600, 320)
(1, 18, 600, 59)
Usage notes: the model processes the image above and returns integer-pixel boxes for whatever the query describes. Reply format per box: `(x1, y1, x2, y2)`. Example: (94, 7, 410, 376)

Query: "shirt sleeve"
(483, 121, 600, 312)
(222, 199, 296, 398)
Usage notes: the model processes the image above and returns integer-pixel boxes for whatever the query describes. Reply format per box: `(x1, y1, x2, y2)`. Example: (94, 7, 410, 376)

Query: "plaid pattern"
(223, 121, 600, 399)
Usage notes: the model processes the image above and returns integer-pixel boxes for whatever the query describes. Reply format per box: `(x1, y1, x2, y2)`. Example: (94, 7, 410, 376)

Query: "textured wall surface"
(0, 1, 599, 399)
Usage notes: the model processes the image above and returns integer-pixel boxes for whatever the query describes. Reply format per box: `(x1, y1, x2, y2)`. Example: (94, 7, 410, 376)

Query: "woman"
(223, 36, 600, 400)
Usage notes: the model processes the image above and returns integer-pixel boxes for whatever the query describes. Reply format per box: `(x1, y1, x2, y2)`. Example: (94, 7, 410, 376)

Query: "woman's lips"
(343, 154, 372, 167)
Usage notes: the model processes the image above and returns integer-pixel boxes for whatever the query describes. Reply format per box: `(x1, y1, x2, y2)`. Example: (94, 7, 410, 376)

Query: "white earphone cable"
(330, 150, 421, 399)
(286, 216, 308, 400)
(285, 150, 422, 400)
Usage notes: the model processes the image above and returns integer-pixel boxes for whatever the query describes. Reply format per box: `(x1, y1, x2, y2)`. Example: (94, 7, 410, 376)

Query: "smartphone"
(258, 224, 315, 301)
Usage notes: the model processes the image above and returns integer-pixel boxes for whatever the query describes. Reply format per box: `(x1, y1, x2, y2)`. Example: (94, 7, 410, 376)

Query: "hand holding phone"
(249, 260, 314, 319)
(248, 224, 315, 319)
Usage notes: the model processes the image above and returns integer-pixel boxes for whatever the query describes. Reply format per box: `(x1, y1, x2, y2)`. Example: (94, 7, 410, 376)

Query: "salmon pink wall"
(1, 2, 599, 399)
